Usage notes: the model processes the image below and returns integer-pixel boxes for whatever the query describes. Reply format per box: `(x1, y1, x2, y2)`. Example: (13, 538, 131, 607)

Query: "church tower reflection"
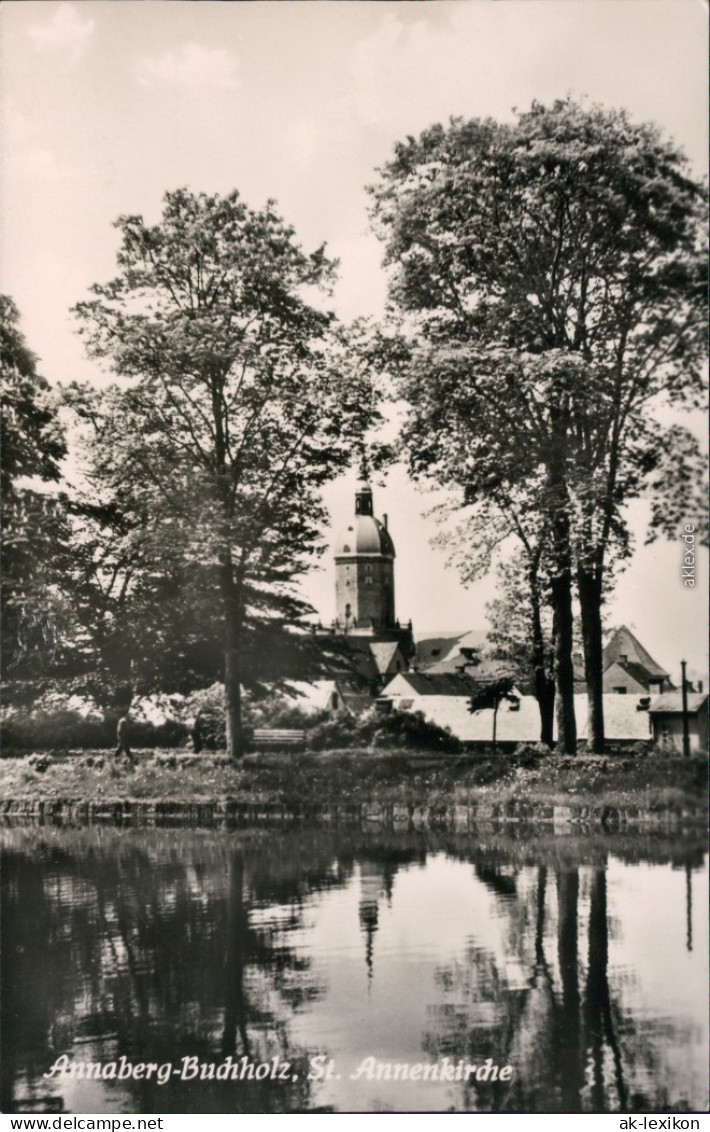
(358, 860, 387, 983)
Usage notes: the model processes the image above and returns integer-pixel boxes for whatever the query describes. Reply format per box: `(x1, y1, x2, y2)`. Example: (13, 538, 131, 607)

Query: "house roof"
(575, 695, 652, 741)
(409, 693, 543, 744)
(283, 680, 342, 713)
(425, 653, 512, 679)
(604, 626, 669, 679)
(382, 679, 653, 742)
(384, 670, 481, 697)
(414, 629, 487, 670)
(321, 635, 380, 683)
(649, 692, 708, 715)
(414, 633, 467, 667)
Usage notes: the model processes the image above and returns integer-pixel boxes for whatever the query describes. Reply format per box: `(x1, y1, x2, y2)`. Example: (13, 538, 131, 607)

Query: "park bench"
(251, 728, 306, 750)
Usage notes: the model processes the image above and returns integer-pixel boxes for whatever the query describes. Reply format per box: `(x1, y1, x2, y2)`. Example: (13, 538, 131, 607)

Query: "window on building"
(613, 686, 627, 694)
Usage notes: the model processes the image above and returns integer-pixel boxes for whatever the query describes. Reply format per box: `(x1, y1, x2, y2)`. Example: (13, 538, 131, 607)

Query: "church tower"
(334, 478, 396, 633)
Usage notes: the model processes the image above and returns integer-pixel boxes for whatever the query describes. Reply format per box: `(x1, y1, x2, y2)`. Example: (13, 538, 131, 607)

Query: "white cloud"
(136, 43, 240, 91)
(26, 3, 94, 61)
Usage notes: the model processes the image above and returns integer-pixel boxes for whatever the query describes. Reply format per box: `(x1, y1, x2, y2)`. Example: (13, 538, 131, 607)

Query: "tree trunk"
(222, 850, 251, 1056)
(548, 419, 577, 755)
(577, 564, 605, 754)
(556, 868, 582, 1111)
(220, 561, 244, 760)
(551, 568, 577, 754)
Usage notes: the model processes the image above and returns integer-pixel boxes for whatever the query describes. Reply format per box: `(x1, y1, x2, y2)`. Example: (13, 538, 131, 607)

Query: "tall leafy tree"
(71, 189, 373, 757)
(0, 296, 68, 680)
(370, 99, 706, 753)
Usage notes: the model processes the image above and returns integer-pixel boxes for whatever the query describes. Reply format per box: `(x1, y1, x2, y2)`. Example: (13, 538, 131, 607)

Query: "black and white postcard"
(1, 1, 707, 1118)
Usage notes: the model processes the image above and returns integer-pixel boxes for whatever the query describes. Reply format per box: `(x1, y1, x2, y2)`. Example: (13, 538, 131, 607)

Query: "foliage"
(468, 676, 520, 714)
(512, 742, 551, 765)
(306, 707, 461, 753)
(0, 296, 66, 495)
(305, 709, 360, 751)
(69, 189, 375, 755)
(0, 707, 189, 753)
(1, 297, 70, 680)
(367, 708, 462, 753)
(369, 99, 707, 753)
(486, 556, 554, 686)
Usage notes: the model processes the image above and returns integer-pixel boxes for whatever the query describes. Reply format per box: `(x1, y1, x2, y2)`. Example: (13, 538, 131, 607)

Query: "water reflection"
(1, 825, 707, 1114)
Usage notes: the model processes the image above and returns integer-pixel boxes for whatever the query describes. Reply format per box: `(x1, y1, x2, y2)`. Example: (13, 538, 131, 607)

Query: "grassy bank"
(0, 749, 706, 820)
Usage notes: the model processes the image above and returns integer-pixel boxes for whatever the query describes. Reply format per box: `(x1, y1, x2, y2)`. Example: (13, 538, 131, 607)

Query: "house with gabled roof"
(648, 692, 708, 755)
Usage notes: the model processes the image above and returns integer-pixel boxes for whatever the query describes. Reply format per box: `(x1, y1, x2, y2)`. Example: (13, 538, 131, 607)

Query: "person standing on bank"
(114, 715, 134, 764)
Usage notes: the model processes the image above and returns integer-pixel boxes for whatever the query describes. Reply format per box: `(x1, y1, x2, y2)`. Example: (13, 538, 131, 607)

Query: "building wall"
(602, 662, 648, 695)
(651, 712, 705, 754)
(336, 556, 395, 630)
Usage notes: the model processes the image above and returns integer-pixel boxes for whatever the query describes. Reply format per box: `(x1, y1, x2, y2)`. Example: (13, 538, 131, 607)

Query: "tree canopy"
(1, 296, 69, 680)
(71, 188, 374, 755)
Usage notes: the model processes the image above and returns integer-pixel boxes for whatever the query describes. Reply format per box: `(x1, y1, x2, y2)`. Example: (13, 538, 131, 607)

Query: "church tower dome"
(334, 479, 396, 632)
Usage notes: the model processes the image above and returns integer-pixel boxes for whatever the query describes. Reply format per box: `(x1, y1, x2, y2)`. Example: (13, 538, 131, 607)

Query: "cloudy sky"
(1, 1, 707, 680)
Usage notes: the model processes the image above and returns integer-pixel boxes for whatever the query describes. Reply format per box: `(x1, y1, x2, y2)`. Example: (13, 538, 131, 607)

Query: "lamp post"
(680, 659, 690, 758)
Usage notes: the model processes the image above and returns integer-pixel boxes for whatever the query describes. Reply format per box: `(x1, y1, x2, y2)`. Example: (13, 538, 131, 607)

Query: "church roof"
(334, 514, 395, 558)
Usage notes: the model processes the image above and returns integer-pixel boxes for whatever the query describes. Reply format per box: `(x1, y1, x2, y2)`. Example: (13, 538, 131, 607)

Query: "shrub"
(129, 717, 190, 749)
(366, 710, 462, 754)
(512, 742, 550, 767)
(306, 708, 461, 754)
(1, 710, 113, 751)
(625, 741, 652, 759)
(26, 753, 53, 773)
(0, 708, 190, 751)
(306, 709, 360, 752)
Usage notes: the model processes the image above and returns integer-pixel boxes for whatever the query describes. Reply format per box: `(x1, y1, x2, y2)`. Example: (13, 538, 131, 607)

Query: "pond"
(1, 822, 707, 1114)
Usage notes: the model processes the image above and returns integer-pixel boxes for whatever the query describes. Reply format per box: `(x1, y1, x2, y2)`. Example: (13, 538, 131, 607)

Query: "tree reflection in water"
(1, 832, 345, 1113)
(1, 825, 706, 1114)
(423, 844, 706, 1113)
